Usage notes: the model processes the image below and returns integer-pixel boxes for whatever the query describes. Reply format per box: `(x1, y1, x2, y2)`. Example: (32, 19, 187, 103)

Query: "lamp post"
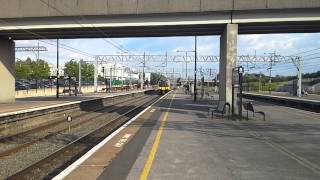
(56, 39, 59, 98)
(78, 60, 82, 94)
(194, 36, 197, 102)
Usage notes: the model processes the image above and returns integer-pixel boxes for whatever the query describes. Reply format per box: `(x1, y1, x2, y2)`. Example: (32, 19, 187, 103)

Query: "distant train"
(158, 80, 171, 94)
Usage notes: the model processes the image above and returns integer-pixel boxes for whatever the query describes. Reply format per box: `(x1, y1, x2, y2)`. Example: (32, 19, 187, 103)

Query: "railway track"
(0, 94, 145, 158)
(4, 92, 161, 179)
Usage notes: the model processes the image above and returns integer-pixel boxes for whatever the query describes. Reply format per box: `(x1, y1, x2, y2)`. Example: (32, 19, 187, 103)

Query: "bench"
(208, 101, 231, 120)
(243, 102, 266, 121)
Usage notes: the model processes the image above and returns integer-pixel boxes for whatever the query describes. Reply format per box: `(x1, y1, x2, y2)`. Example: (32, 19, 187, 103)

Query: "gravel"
(0, 94, 154, 179)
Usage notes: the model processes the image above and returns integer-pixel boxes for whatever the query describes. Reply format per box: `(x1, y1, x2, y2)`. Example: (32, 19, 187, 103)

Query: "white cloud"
(238, 34, 307, 55)
(14, 33, 320, 76)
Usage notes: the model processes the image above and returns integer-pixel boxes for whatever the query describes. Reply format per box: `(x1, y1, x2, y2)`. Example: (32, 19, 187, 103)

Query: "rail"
(6, 93, 161, 179)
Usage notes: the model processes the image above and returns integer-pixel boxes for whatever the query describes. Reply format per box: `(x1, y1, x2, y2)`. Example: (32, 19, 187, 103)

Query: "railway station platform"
(0, 90, 149, 117)
(244, 91, 320, 101)
(55, 90, 320, 180)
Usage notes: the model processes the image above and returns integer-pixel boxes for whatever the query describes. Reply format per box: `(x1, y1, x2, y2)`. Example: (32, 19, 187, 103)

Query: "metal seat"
(208, 101, 230, 120)
(243, 102, 266, 121)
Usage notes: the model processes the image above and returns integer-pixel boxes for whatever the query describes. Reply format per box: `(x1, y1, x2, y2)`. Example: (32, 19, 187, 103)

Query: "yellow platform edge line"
(140, 92, 176, 180)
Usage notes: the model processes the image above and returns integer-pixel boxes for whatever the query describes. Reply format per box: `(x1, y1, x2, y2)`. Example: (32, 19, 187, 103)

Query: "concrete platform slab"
(56, 90, 320, 180)
(0, 90, 147, 117)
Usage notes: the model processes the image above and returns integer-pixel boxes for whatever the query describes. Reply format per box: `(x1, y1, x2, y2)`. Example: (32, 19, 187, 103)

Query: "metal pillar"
(268, 52, 276, 95)
(258, 72, 262, 92)
(78, 60, 82, 94)
(186, 52, 188, 80)
(94, 57, 98, 93)
(74, 78, 77, 96)
(238, 67, 244, 120)
(142, 52, 146, 89)
(129, 70, 132, 89)
(56, 39, 59, 99)
(68, 76, 71, 96)
(194, 36, 197, 102)
(109, 67, 112, 93)
(268, 67, 272, 95)
(297, 58, 302, 97)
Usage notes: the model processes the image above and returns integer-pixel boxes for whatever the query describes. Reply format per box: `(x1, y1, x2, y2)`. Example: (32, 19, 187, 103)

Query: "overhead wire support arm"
(95, 54, 301, 63)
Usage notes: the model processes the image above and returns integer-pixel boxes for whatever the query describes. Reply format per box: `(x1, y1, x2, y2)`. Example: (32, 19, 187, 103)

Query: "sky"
(15, 33, 320, 79)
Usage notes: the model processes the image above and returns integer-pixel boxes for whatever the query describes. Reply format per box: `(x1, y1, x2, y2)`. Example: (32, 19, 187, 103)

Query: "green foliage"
(30, 59, 50, 79)
(82, 62, 94, 81)
(244, 71, 320, 84)
(243, 73, 295, 83)
(150, 73, 166, 85)
(64, 60, 78, 78)
(303, 71, 320, 79)
(243, 81, 280, 92)
(15, 57, 50, 80)
(243, 73, 264, 83)
(64, 60, 94, 81)
(16, 59, 31, 80)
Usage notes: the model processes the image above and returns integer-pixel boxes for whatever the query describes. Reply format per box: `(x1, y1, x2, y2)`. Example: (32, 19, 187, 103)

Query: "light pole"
(194, 36, 197, 102)
(109, 66, 112, 93)
(266, 52, 277, 95)
(258, 71, 261, 92)
(142, 52, 146, 89)
(79, 60, 82, 94)
(116, 51, 129, 90)
(56, 39, 59, 98)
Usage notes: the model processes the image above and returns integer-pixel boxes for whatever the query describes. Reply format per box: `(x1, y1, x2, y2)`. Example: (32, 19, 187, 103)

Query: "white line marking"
(114, 134, 132, 148)
(150, 109, 156, 113)
(52, 92, 170, 180)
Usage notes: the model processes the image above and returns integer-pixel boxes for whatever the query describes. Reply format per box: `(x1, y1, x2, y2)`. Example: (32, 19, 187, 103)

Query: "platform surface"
(61, 90, 320, 180)
(0, 90, 146, 116)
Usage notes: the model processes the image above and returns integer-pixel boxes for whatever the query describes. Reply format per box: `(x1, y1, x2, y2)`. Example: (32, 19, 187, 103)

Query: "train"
(158, 80, 171, 94)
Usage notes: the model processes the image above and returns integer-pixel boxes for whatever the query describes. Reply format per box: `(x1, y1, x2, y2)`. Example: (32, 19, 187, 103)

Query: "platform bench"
(243, 102, 266, 121)
(208, 101, 230, 120)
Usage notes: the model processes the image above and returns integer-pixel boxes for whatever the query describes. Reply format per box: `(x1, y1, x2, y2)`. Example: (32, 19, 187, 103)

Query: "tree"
(16, 59, 31, 79)
(150, 73, 166, 85)
(82, 62, 94, 81)
(30, 59, 50, 80)
(15, 57, 50, 80)
(64, 60, 94, 81)
(303, 71, 320, 79)
(64, 60, 79, 78)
